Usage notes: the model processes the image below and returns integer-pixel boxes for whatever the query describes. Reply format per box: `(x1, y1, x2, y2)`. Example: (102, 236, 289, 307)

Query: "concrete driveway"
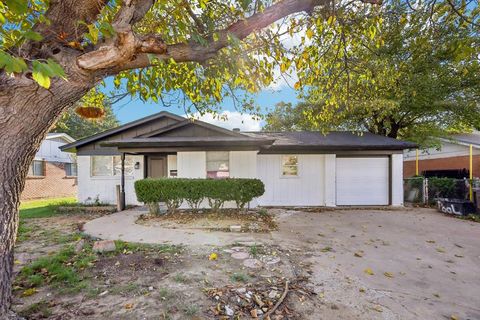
(84, 207, 480, 319)
(273, 208, 480, 320)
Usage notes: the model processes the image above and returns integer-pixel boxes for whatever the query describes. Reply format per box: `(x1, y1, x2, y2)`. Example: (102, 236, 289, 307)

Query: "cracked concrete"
(84, 207, 480, 319)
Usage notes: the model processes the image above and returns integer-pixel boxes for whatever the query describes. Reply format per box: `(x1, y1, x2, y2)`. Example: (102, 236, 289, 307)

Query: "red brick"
(21, 161, 77, 200)
(404, 155, 480, 178)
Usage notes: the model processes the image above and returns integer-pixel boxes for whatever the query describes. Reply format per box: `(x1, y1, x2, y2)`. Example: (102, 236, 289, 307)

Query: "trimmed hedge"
(134, 178, 265, 214)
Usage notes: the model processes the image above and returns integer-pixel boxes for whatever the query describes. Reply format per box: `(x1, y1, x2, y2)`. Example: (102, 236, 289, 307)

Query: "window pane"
(113, 156, 135, 176)
(92, 156, 113, 176)
(282, 155, 298, 176)
(33, 160, 44, 176)
(65, 163, 77, 176)
(206, 151, 229, 179)
(28, 163, 34, 176)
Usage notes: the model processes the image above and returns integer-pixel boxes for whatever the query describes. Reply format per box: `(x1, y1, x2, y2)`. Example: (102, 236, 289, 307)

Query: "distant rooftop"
(245, 131, 417, 151)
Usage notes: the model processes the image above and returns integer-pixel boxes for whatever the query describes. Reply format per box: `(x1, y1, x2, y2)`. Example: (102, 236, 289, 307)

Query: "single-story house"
(22, 133, 77, 200)
(60, 111, 416, 207)
(404, 132, 480, 179)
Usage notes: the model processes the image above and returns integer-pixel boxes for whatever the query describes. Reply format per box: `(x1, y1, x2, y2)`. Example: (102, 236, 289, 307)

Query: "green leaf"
(23, 31, 43, 41)
(0, 51, 28, 73)
(46, 59, 66, 79)
(5, 0, 28, 14)
(32, 70, 51, 88)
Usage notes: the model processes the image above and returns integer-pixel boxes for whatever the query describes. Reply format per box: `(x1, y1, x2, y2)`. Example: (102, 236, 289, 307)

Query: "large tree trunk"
(0, 73, 93, 316)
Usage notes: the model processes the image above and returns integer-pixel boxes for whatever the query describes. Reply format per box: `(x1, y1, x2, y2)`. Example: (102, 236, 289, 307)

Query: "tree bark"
(0, 72, 94, 316)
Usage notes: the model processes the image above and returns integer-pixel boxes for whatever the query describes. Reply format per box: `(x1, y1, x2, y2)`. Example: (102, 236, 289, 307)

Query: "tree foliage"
(50, 103, 119, 140)
(276, 0, 480, 148)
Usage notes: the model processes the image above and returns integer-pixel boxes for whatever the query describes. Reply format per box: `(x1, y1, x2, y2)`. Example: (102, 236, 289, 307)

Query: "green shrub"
(134, 178, 265, 213)
(183, 179, 205, 212)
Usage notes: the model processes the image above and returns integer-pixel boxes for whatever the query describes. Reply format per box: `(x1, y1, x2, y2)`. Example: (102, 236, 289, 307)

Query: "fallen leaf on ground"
(384, 272, 394, 278)
(451, 315, 458, 320)
(22, 288, 37, 297)
(436, 248, 446, 253)
(354, 251, 364, 258)
(372, 305, 383, 312)
(426, 240, 436, 243)
(209, 253, 218, 261)
(454, 254, 464, 258)
(364, 268, 374, 275)
(124, 303, 134, 310)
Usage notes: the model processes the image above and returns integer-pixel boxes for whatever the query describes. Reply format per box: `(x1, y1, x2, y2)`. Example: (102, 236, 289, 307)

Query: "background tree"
(51, 104, 119, 139)
(0, 0, 476, 316)
(283, 0, 480, 148)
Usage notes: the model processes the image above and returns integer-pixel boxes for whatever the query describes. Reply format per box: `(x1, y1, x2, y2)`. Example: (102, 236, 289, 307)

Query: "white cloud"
(188, 111, 263, 131)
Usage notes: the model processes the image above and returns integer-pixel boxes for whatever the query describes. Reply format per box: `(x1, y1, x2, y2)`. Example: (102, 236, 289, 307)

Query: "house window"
(65, 163, 77, 176)
(206, 151, 229, 179)
(91, 156, 135, 177)
(282, 155, 298, 176)
(28, 160, 45, 176)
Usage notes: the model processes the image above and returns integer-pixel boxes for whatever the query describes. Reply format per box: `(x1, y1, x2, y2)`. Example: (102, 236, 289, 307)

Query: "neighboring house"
(21, 133, 78, 200)
(404, 132, 480, 178)
(60, 111, 416, 207)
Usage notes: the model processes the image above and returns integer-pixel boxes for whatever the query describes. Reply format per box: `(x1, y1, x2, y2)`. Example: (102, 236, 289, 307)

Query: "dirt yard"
(13, 212, 315, 319)
(13, 207, 480, 319)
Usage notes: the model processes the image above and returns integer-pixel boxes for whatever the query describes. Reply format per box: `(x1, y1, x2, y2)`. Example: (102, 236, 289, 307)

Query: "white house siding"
(176, 151, 258, 208)
(177, 152, 206, 178)
(391, 153, 404, 206)
(77, 155, 144, 205)
(256, 154, 327, 206)
(36, 138, 75, 163)
(324, 154, 336, 206)
(230, 151, 257, 178)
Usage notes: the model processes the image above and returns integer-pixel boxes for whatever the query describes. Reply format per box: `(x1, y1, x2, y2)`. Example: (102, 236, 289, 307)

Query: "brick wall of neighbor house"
(21, 161, 77, 200)
(404, 155, 480, 178)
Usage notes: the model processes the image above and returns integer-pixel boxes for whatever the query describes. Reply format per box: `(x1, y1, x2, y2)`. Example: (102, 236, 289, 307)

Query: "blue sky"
(109, 80, 299, 130)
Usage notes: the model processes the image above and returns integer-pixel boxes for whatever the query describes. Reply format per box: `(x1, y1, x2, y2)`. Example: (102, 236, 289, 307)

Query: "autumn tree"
(281, 0, 480, 148)
(0, 0, 476, 316)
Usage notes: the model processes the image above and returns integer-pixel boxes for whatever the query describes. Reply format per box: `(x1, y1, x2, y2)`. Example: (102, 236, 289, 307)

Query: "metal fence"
(404, 177, 478, 205)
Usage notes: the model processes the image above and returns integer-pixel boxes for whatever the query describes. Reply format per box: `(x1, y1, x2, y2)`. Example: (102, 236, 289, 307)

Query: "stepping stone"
(92, 240, 116, 253)
(243, 258, 263, 269)
(265, 257, 281, 265)
(231, 252, 250, 260)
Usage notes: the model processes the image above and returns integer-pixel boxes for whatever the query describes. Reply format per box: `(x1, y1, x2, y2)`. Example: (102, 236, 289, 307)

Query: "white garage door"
(336, 157, 389, 205)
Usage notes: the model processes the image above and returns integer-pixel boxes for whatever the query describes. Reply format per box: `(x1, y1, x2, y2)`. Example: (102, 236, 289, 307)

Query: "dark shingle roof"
(244, 131, 417, 151)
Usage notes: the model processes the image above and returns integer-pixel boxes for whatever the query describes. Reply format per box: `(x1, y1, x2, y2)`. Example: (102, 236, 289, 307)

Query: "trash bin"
(437, 198, 477, 216)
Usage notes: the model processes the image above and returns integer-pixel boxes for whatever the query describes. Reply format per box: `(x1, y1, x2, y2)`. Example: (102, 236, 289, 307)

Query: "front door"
(149, 157, 167, 178)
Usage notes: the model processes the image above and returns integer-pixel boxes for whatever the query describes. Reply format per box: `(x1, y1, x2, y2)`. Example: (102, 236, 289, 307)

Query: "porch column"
(120, 153, 126, 210)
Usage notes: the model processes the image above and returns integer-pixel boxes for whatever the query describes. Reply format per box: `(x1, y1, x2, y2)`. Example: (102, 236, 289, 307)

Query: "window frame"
(64, 162, 77, 177)
(281, 155, 299, 178)
(206, 151, 230, 179)
(28, 160, 45, 177)
(90, 156, 135, 177)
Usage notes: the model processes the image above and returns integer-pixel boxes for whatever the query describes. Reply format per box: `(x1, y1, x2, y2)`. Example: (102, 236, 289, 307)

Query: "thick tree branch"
(78, 0, 381, 72)
(79, 0, 328, 71)
(35, 0, 109, 42)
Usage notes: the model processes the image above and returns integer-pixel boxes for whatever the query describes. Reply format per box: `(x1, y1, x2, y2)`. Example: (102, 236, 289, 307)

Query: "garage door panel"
(336, 157, 389, 205)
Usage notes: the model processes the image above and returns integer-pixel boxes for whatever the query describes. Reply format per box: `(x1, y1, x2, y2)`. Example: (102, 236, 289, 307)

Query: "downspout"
(470, 145, 473, 201)
(120, 152, 126, 210)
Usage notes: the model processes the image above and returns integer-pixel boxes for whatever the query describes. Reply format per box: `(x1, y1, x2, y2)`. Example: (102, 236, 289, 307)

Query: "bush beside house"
(134, 178, 265, 214)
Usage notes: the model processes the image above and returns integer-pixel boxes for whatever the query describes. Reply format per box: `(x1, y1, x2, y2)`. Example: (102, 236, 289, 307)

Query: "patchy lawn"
(20, 197, 77, 219)
(13, 208, 316, 319)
